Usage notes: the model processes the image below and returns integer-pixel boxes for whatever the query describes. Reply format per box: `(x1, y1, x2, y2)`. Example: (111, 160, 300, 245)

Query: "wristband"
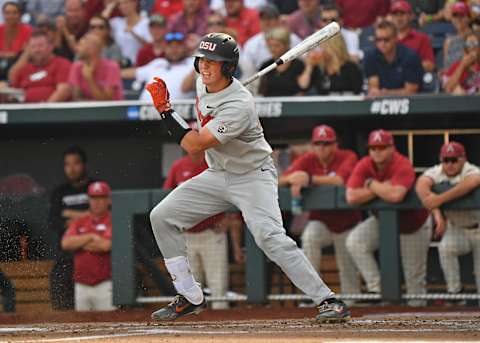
(425, 14, 433, 23)
(365, 178, 374, 189)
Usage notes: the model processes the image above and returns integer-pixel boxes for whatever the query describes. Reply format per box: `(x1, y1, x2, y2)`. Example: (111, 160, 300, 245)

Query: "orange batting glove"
(145, 77, 171, 113)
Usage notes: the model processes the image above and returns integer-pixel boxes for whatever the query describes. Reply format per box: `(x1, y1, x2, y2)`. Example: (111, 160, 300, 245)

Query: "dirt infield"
(1, 308, 480, 342)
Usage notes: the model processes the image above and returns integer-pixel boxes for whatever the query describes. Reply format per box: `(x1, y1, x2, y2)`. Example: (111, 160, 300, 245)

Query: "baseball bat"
(242, 22, 341, 87)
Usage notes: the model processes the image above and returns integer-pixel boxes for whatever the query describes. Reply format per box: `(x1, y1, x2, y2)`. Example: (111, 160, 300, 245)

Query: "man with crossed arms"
(346, 129, 431, 306)
(416, 142, 480, 301)
(279, 125, 362, 302)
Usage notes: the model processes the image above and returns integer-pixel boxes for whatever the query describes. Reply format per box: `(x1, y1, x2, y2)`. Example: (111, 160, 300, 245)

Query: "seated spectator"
(443, 32, 480, 94)
(109, 0, 152, 66)
(364, 21, 423, 97)
(336, 0, 390, 29)
(298, 34, 363, 95)
(61, 181, 116, 312)
(243, 4, 301, 71)
(26, 0, 64, 26)
(419, 0, 459, 26)
(55, 0, 89, 61)
(287, 0, 321, 39)
(0, 2, 32, 80)
(121, 31, 194, 100)
(346, 129, 431, 306)
(88, 15, 125, 67)
(320, 4, 362, 62)
(136, 14, 167, 67)
(8, 31, 71, 103)
(443, 2, 472, 70)
(167, 0, 211, 52)
(67, 33, 124, 101)
(258, 27, 306, 96)
(84, 0, 122, 22)
(278, 125, 362, 303)
(416, 142, 480, 303)
(390, 1, 435, 72)
(151, 0, 183, 19)
(224, 0, 261, 45)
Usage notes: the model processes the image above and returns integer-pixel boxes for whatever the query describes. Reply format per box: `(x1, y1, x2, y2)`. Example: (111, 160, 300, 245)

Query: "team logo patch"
(217, 123, 228, 133)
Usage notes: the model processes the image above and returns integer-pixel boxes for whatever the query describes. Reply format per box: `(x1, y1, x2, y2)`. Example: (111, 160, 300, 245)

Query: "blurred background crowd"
(0, 0, 479, 103)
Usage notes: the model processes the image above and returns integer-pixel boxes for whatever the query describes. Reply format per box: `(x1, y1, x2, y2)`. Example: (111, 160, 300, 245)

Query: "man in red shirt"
(345, 129, 431, 306)
(224, 0, 261, 45)
(61, 181, 115, 311)
(164, 151, 244, 309)
(390, 0, 435, 72)
(9, 31, 72, 103)
(279, 125, 362, 301)
(136, 14, 167, 67)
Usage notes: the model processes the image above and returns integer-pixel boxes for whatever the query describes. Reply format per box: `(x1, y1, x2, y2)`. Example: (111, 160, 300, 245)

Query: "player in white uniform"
(416, 142, 480, 298)
(147, 33, 350, 322)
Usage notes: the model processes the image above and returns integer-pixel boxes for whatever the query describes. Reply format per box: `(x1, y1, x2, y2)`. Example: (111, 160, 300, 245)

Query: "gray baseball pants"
(150, 160, 334, 304)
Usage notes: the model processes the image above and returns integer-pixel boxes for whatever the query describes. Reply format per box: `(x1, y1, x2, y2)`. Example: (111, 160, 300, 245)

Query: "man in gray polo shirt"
(147, 32, 350, 323)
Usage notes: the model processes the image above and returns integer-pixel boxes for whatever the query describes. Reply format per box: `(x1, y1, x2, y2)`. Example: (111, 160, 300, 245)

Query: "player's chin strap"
(160, 110, 192, 143)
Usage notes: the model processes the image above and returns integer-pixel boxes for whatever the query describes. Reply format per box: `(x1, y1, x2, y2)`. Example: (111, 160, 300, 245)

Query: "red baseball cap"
(368, 129, 394, 146)
(312, 125, 337, 143)
(390, 0, 412, 13)
(88, 181, 112, 197)
(440, 141, 466, 158)
(451, 2, 470, 16)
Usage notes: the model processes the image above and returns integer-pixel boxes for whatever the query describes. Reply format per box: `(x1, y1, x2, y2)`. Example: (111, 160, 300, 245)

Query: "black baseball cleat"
(315, 297, 351, 323)
(151, 294, 207, 321)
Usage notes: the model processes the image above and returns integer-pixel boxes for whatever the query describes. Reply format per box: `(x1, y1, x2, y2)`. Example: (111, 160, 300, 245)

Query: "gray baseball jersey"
(195, 77, 272, 174)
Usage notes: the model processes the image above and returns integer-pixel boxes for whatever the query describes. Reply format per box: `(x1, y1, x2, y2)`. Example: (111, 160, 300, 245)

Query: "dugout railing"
(111, 184, 480, 307)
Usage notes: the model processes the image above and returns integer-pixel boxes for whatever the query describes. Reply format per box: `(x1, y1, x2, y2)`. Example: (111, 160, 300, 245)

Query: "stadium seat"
(420, 22, 456, 50)
(359, 26, 375, 55)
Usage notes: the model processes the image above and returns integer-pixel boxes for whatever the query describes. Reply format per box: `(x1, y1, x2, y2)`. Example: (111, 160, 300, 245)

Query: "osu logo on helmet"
(199, 41, 217, 51)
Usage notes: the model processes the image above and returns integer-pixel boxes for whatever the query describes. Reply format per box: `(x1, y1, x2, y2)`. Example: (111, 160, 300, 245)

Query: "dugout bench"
(111, 184, 480, 307)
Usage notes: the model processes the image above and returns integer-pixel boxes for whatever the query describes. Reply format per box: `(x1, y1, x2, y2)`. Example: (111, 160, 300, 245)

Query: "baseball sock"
(164, 256, 204, 305)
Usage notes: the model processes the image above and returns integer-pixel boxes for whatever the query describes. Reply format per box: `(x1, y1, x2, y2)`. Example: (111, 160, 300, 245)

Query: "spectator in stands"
(298, 34, 363, 95)
(55, 0, 89, 61)
(243, 4, 301, 71)
(0, 2, 32, 80)
(278, 125, 362, 302)
(88, 15, 124, 68)
(25, 0, 64, 26)
(346, 129, 431, 306)
(136, 14, 167, 67)
(67, 33, 124, 101)
(164, 151, 244, 309)
(62, 181, 116, 312)
(389, 0, 435, 72)
(151, 0, 183, 19)
(419, 0, 461, 26)
(320, 4, 362, 62)
(48, 146, 94, 310)
(270, 0, 298, 15)
(121, 31, 194, 100)
(210, 0, 266, 12)
(443, 2, 472, 70)
(443, 32, 480, 94)
(258, 27, 306, 96)
(109, 0, 152, 66)
(167, 0, 211, 52)
(364, 21, 423, 97)
(336, 0, 390, 29)
(416, 142, 480, 302)
(8, 31, 71, 103)
(287, 0, 321, 39)
(224, 0, 261, 45)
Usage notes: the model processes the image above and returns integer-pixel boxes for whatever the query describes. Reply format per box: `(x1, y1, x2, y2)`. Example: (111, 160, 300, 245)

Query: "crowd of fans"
(0, 0, 479, 103)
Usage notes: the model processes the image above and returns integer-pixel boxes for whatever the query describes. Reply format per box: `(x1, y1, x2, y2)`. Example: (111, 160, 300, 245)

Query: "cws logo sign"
(370, 99, 410, 115)
(199, 41, 217, 51)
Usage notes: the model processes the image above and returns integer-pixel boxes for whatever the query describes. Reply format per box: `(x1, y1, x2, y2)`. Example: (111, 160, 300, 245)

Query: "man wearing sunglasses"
(279, 125, 362, 303)
(364, 20, 423, 97)
(416, 142, 480, 303)
(346, 129, 431, 306)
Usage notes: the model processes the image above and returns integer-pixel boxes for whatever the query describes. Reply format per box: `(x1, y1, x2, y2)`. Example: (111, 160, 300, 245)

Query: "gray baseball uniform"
(150, 77, 334, 304)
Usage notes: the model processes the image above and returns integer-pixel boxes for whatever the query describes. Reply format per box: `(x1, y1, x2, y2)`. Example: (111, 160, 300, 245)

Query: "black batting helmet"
(193, 33, 239, 78)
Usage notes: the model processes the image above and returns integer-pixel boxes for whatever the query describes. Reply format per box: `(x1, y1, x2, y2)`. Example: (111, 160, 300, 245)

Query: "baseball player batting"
(146, 32, 350, 323)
